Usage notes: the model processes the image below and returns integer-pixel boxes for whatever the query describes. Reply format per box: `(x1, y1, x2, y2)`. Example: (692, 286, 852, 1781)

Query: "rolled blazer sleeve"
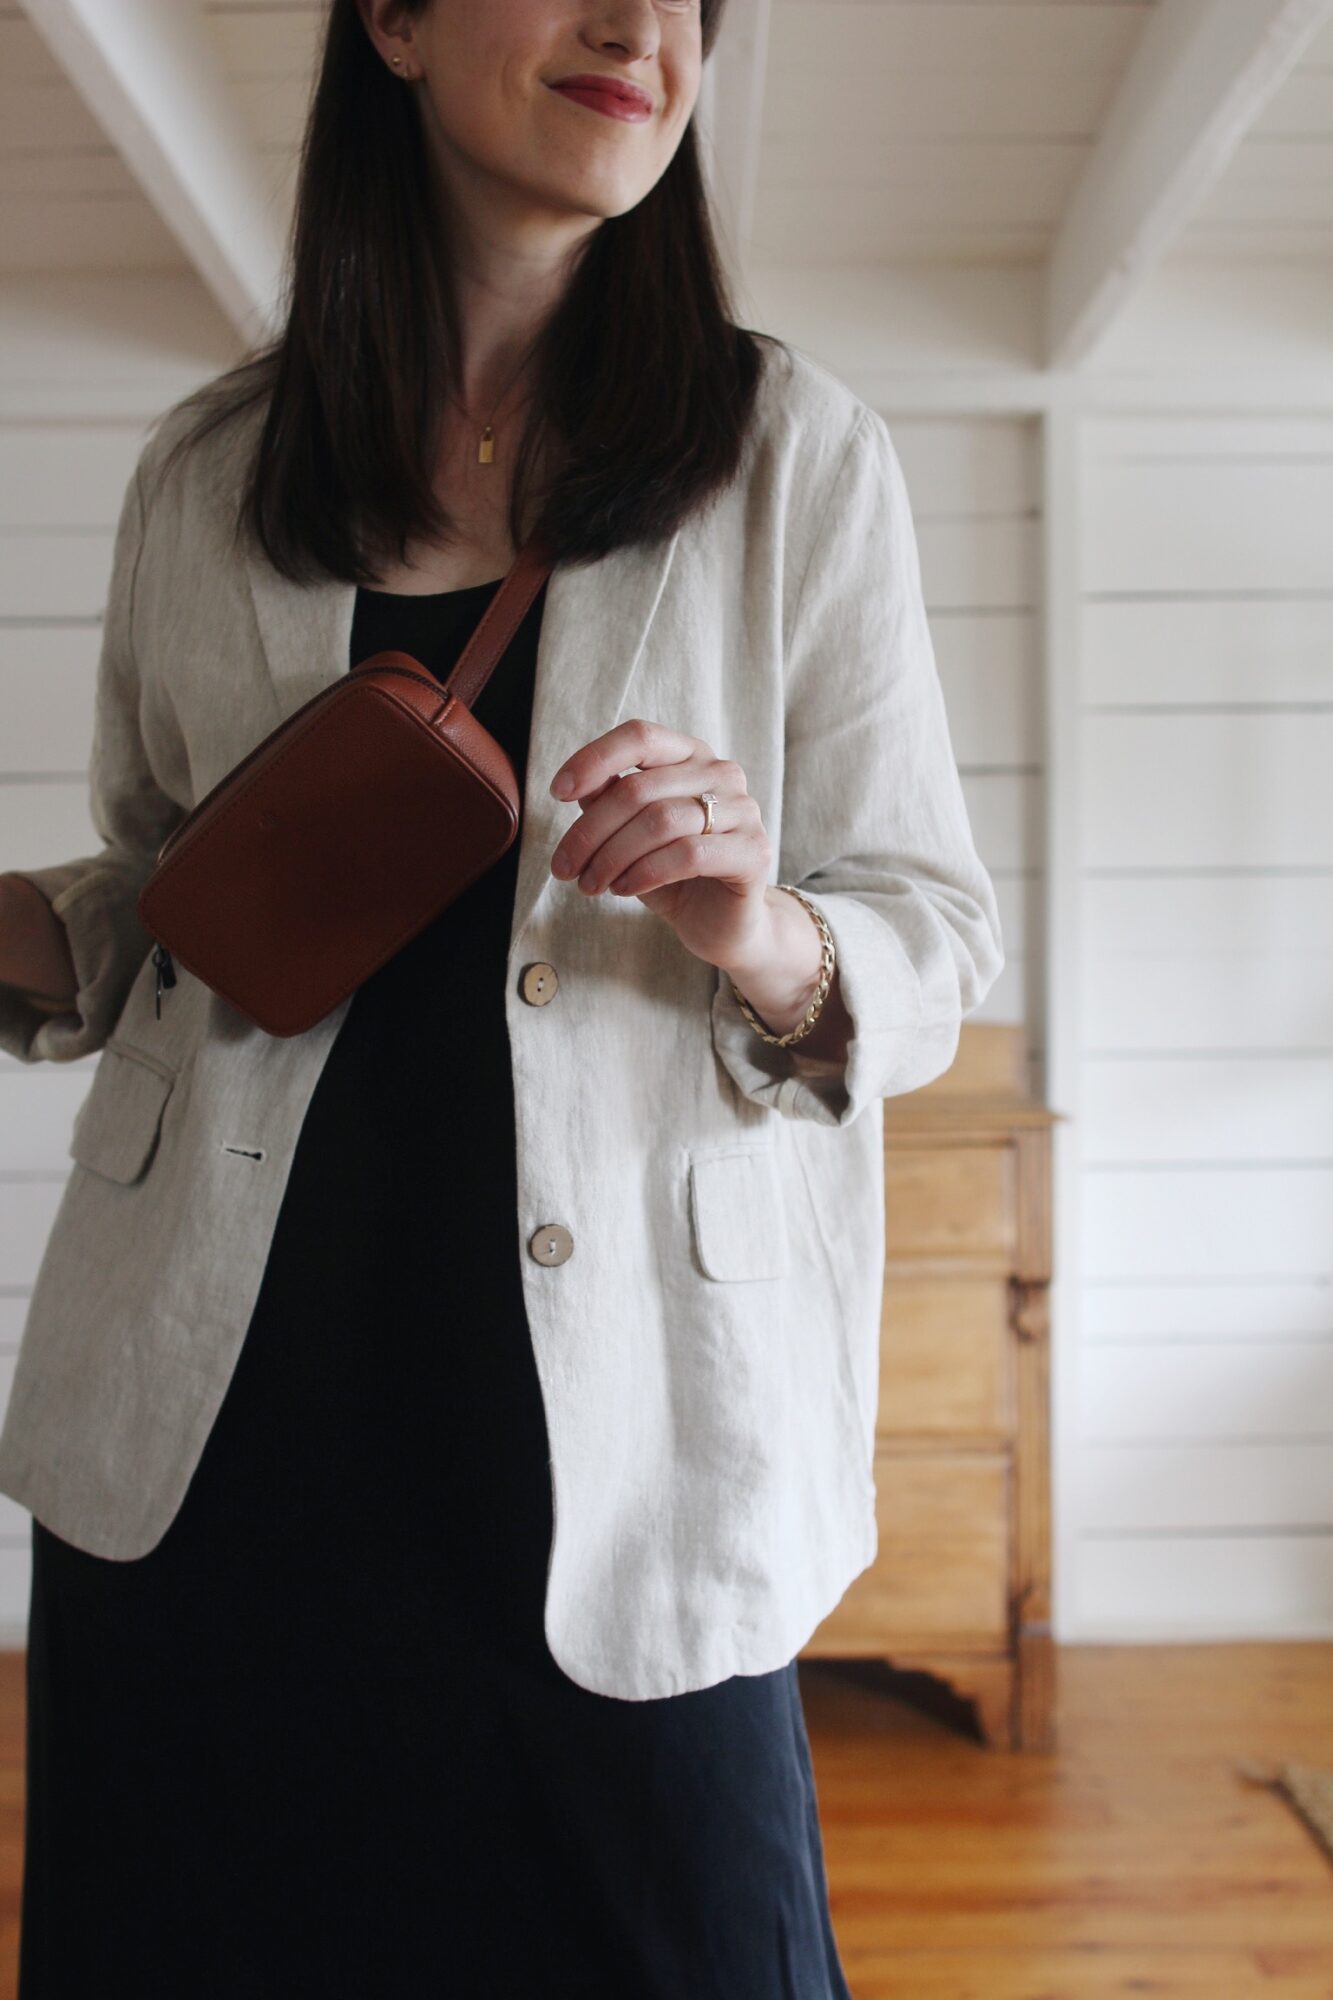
(710, 403, 1005, 1127)
(0, 452, 183, 1066)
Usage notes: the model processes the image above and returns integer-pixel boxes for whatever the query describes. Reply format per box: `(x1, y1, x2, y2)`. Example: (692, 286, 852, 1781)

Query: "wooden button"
(528, 1223, 574, 1266)
(519, 961, 559, 1006)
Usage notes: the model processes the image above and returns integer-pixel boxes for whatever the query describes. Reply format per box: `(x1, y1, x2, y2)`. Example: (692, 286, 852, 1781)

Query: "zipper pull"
(152, 943, 176, 1019)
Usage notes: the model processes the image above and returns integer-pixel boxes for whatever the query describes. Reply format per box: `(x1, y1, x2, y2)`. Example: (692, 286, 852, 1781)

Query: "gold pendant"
(478, 424, 494, 465)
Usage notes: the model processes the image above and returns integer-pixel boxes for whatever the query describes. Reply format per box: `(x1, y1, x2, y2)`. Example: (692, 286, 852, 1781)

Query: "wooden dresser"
(800, 1024, 1060, 1751)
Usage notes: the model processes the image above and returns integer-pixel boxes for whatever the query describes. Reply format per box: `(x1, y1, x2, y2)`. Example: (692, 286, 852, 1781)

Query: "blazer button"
(519, 961, 559, 1006)
(528, 1223, 574, 1266)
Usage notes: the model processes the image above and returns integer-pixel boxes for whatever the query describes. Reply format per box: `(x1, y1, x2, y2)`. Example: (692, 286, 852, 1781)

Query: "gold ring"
(698, 789, 717, 835)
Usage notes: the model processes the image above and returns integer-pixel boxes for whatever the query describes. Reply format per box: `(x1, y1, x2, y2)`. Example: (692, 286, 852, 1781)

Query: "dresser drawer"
(885, 1142, 1017, 1267)
(805, 1447, 1011, 1655)
(878, 1276, 1014, 1439)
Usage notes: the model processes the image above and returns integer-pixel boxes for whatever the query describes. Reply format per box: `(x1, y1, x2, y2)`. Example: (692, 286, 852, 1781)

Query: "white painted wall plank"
(0, 423, 143, 527)
(0, 1181, 67, 1290)
(1083, 597, 1333, 707)
(0, 780, 105, 868)
(0, 525, 118, 619)
(758, 138, 1088, 226)
(763, 60, 1129, 143)
(0, 195, 183, 272)
(889, 417, 1041, 515)
(1081, 1344, 1333, 1443)
(1082, 713, 1333, 869)
(1078, 398, 1333, 1616)
(985, 874, 1032, 1031)
(0, 1070, 92, 1172)
(977, 345, 1319, 1640)
(1085, 950, 1333, 1052)
(0, 634, 99, 773)
(0, 1357, 29, 1544)
(1083, 1280, 1333, 1341)
(0, 1544, 32, 1645)
(744, 266, 1045, 391)
(1084, 461, 1333, 593)
(1086, 416, 1333, 456)
(876, 409, 1038, 1046)
(934, 612, 1039, 768)
(1083, 1057, 1333, 1163)
(1085, 874, 1333, 958)
(961, 771, 1037, 877)
(1191, 139, 1333, 226)
(1082, 1166, 1333, 1281)
(1083, 1442, 1333, 1531)
(1177, 219, 1333, 260)
(767, 3, 1151, 81)
(1092, 261, 1333, 394)
(914, 516, 1040, 611)
(1076, 1534, 1333, 1638)
(1249, 63, 1333, 134)
(0, 1301, 38, 1350)
(0, 274, 236, 421)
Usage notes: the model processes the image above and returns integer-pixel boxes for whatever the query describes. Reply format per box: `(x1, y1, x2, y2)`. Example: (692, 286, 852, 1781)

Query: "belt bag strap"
(435, 532, 553, 710)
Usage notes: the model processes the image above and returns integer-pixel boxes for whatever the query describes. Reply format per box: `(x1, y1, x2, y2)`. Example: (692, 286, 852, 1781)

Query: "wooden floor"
(801, 1645, 1333, 1999)
(0, 1644, 1329, 1995)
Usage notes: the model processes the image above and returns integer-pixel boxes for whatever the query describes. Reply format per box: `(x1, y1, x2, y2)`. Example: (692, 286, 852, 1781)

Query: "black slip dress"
(19, 572, 855, 2000)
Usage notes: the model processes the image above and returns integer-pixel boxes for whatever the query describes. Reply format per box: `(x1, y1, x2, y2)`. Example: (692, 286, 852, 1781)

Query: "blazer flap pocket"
(69, 1041, 175, 1185)
(688, 1144, 790, 1282)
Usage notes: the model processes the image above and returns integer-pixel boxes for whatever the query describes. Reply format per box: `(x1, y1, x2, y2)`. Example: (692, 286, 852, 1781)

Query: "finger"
(549, 718, 706, 802)
(553, 765, 710, 882)
(604, 827, 766, 900)
(569, 772, 620, 809)
(544, 756, 740, 884)
(569, 790, 730, 893)
(556, 770, 757, 889)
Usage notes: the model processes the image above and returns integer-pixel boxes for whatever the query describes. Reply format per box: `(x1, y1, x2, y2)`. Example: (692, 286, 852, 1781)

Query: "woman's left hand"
(547, 718, 774, 977)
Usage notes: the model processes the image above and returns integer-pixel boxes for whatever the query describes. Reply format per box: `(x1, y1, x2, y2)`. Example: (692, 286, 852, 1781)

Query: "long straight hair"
(159, 0, 779, 585)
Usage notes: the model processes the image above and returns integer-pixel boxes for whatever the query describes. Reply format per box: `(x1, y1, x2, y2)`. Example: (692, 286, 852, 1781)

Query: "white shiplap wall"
(1073, 412, 1333, 1637)
(1175, 11, 1333, 264)
(754, 0, 1156, 268)
(883, 415, 1041, 1050)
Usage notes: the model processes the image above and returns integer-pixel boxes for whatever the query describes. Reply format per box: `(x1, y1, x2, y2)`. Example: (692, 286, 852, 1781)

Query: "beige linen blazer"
(0, 343, 1004, 1700)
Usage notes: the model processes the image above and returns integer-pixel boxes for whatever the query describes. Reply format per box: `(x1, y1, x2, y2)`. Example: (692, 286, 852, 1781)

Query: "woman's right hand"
(0, 872, 79, 1010)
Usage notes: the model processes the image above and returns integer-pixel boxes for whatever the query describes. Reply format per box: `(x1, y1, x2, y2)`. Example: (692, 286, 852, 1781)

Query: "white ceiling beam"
(695, 0, 771, 295)
(19, 0, 285, 345)
(1044, 0, 1333, 371)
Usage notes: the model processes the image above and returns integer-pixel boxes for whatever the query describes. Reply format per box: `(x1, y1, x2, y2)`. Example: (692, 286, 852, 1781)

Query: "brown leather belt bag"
(137, 532, 555, 1038)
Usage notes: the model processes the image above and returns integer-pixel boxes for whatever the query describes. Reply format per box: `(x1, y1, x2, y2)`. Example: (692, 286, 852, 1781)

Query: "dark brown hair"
(157, 0, 780, 585)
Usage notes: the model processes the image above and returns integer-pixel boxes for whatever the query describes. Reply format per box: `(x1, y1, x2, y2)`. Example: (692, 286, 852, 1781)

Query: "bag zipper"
(152, 942, 177, 1019)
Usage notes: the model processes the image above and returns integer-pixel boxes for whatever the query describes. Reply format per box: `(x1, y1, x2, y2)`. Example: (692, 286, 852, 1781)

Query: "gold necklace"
(445, 336, 543, 465)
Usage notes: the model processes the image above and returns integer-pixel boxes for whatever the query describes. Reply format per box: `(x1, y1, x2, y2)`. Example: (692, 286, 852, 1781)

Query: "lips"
(548, 74, 654, 121)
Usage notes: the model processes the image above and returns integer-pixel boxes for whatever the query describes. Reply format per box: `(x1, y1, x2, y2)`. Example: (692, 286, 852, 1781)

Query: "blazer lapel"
(244, 525, 681, 948)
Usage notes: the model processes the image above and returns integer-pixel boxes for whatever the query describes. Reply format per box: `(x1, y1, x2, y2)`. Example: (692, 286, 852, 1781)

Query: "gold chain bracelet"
(729, 884, 836, 1048)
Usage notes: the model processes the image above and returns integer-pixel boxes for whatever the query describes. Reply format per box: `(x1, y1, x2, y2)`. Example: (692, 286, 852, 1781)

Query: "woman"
(0, 0, 1004, 1992)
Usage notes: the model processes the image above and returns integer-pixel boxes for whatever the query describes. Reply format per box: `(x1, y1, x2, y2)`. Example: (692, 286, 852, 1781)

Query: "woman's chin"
(528, 168, 650, 227)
